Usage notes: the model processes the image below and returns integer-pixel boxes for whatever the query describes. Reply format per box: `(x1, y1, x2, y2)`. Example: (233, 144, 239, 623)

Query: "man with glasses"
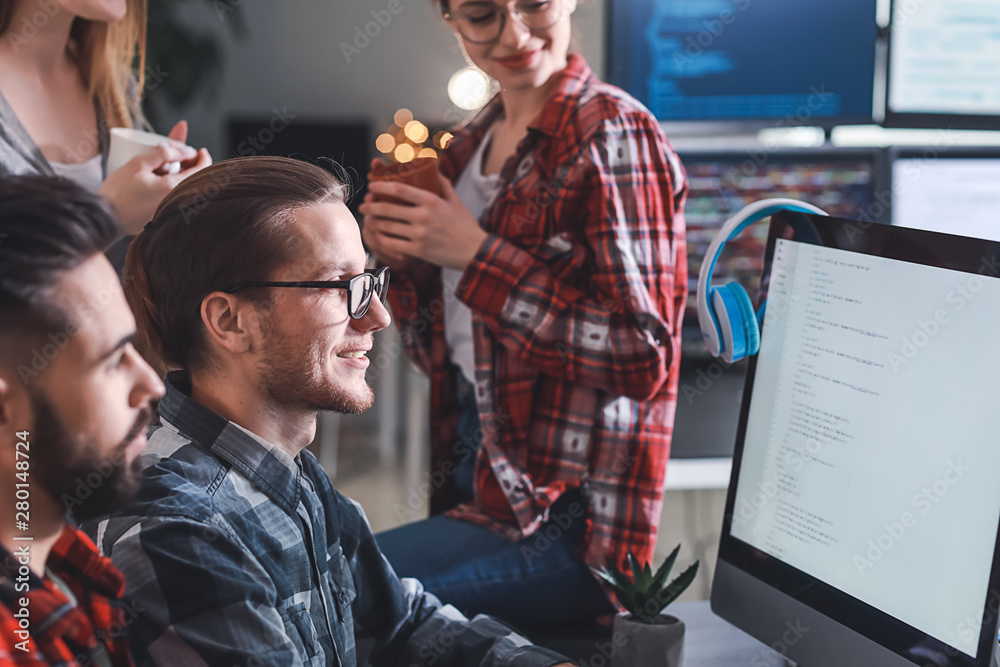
(82, 157, 572, 667)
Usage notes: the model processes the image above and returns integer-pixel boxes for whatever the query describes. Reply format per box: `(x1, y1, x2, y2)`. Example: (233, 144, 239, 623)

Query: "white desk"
(664, 458, 732, 490)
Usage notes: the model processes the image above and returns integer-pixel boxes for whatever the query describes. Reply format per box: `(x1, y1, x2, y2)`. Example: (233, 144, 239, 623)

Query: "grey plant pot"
(611, 613, 685, 667)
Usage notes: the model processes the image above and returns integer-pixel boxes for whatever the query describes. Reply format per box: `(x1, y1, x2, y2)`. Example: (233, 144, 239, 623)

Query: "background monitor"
(678, 148, 884, 328)
(226, 117, 373, 213)
(885, 0, 1000, 130)
(606, 0, 879, 126)
(712, 210, 1000, 667)
(668, 149, 883, 487)
(890, 148, 1000, 239)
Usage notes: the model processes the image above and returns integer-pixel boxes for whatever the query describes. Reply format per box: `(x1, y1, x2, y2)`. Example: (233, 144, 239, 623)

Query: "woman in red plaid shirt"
(362, 0, 687, 627)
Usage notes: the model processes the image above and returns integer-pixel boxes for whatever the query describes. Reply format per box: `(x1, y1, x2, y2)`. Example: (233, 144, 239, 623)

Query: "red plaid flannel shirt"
(388, 54, 687, 596)
(0, 526, 133, 666)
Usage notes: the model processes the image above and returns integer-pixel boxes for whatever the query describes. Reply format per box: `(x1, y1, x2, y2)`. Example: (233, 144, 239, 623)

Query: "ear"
(0, 373, 10, 428)
(200, 292, 263, 356)
(0, 370, 29, 436)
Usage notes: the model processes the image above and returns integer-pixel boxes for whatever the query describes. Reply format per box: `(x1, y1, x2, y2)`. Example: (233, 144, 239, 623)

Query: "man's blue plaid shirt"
(84, 372, 567, 667)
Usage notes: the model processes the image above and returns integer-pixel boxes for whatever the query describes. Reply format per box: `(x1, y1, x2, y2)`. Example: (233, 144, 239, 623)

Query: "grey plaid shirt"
(83, 372, 567, 667)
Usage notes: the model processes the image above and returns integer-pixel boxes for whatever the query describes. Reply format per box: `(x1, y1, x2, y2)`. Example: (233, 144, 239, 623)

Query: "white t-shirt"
(49, 153, 104, 192)
(443, 130, 501, 385)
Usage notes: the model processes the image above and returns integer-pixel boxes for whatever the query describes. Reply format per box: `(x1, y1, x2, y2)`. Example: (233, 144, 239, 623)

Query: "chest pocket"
(283, 605, 323, 665)
(326, 551, 358, 664)
(327, 551, 357, 617)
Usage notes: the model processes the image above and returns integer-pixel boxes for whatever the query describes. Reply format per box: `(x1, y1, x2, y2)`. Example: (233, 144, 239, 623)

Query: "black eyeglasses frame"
(221, 266, 390, 320)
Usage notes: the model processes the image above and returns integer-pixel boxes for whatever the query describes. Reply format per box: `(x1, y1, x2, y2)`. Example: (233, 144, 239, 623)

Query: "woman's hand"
(360, 171, 488, 272)
(98, 120, 213, 234)
(163, 120, 209, 173)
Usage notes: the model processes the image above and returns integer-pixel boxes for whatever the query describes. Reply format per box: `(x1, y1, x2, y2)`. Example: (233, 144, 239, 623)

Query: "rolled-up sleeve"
(340, 497, 568, 667)
(458, 112, 684, 402)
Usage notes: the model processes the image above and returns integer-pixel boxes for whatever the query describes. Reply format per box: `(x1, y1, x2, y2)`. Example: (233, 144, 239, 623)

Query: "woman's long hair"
(0, 0, 147, 129)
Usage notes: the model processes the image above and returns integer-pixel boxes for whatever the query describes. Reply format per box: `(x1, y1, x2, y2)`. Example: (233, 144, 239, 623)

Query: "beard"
(257, 325, 374, 415)
(30, 391, 153, 523)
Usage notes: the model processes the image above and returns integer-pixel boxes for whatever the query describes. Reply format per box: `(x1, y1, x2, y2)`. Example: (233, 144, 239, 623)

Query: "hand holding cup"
(363, 157, 443, 273)
(361, 157, 487, 272)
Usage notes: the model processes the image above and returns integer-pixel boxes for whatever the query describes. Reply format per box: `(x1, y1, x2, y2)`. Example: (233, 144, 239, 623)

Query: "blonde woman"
(0, 0, 211, 241)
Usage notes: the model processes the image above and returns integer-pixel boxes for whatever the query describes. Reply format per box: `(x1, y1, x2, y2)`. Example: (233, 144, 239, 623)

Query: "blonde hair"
(0, 0, 147, 129)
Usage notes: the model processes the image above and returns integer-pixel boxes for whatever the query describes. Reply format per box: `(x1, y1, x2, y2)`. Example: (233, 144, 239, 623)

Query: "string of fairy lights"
(375, 109, 453, 164)
(375, 66, 492, 164)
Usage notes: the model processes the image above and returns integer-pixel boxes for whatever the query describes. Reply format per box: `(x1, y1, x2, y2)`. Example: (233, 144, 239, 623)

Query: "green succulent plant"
(593, 545, 699, 624)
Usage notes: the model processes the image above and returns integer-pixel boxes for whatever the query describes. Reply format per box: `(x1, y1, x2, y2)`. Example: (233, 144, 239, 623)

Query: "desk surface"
(673, 600, 791, 666)
(664, 458, 732, 490)
(532, 600, 790, 667)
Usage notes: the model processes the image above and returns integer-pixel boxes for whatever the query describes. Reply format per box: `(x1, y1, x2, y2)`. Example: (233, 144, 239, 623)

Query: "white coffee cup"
(107, 127, 185, 175)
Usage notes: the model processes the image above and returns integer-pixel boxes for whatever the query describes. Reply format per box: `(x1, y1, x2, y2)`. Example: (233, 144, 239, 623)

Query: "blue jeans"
(377, 372, 613, 627)
(376, 498, 612, 627)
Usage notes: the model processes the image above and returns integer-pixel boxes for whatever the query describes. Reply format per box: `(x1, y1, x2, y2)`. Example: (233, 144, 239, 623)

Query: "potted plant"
(593, 545, 699, 667)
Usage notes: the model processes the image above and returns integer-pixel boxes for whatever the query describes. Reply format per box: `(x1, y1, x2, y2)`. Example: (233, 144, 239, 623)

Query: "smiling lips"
(338, 350, 368, 359)
(496, 50, 539, 70)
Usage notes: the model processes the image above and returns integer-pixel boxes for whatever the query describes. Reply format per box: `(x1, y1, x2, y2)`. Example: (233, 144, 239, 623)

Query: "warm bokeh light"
(393, 108, 413, 127)
(375, 133, 395, 154)
(394, 143, 415, 163)
(448, 67, 490, 110)
(404, 120, 429, 144)
(384, 112, 444, 164)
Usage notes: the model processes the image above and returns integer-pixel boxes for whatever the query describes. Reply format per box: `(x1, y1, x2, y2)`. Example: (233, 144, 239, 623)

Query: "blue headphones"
(697, 198, 828, 364)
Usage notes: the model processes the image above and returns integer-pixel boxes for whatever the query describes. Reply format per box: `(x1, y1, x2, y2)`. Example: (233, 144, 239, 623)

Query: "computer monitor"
(885, 0, 1000, 130)
(606, 0, 879, 126)
(890, 148, 1000, 239)
(712, 210, 1000, 667)
(679, 149, 883, 327)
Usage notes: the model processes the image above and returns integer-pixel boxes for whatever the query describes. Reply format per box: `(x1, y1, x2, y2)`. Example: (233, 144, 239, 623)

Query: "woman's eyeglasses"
(444, 0, 563, 45)
(223, 266, 390, 320)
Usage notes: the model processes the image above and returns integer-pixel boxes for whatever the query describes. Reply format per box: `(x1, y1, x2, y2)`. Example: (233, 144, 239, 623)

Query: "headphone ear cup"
(710, 283, 760, 362)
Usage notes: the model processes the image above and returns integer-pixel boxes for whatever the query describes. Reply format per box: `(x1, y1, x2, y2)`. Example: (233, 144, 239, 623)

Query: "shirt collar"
(469, 53, 592, 138)
(47, 525, 125, 598)
(525, 53, 593, 137)
(0, 525, 123, 602)
(441, 53, 593, 180)
(157, 371, 302, 514)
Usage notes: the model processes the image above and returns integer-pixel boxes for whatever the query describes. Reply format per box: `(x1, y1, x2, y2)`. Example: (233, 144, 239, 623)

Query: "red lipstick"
(496, 50, 539, 70)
